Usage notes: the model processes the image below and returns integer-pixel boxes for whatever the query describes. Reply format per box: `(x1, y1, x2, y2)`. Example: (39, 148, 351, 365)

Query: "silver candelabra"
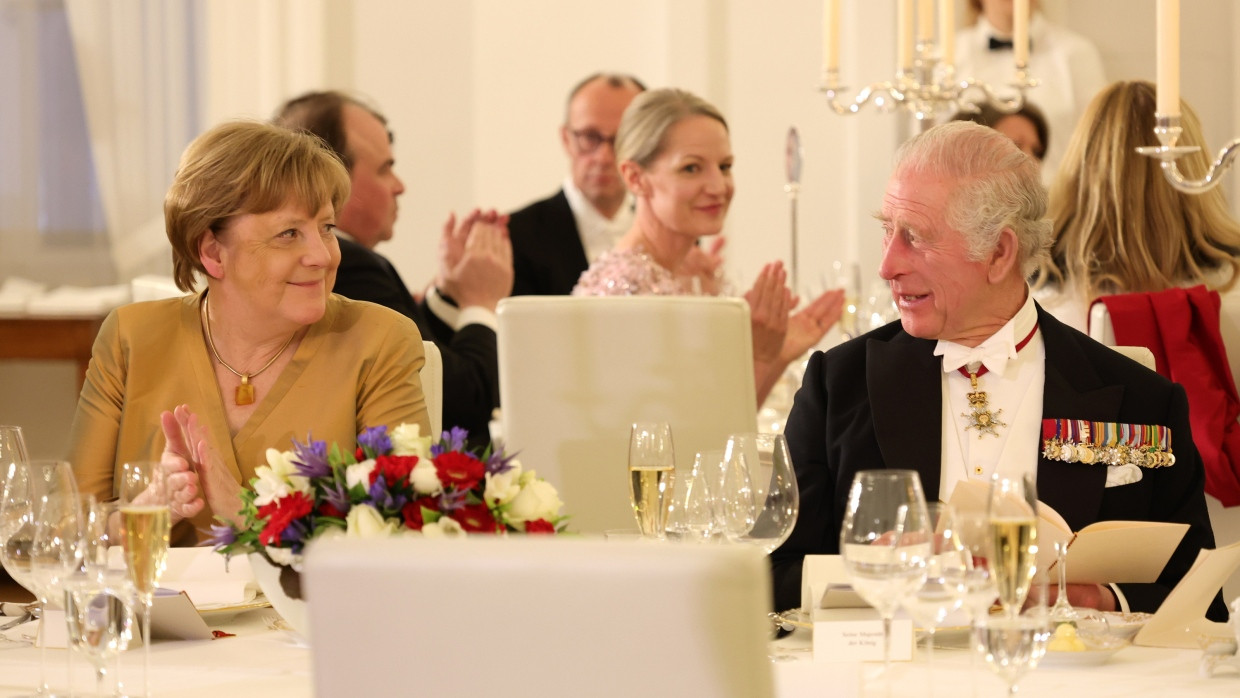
(820, 40, 1038, 130)
(1136, 115, 1240, 194)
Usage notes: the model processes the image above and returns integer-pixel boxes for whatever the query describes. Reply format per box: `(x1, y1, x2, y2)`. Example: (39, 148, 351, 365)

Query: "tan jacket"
(68, 293, 430, 543)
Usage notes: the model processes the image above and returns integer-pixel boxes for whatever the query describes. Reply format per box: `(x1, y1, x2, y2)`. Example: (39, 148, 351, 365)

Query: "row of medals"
(1041, 438, 1175, 468)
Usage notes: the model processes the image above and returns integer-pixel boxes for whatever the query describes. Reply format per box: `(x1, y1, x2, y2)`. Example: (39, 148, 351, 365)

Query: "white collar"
(933, 290, 1039, 378)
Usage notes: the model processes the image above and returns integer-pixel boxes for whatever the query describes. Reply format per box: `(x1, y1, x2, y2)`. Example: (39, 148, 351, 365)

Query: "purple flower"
(282, 518, 311, 549)
(432, 426, 470, 457)
(438, 487, 469, 513)
(368, 478, 408, 512)
(207, 524, 236, 553)
(485, 443, 519, 475)
(322, 481, 351, 517)
(291, 434, 330, 478)
(357, 425, 391, 458)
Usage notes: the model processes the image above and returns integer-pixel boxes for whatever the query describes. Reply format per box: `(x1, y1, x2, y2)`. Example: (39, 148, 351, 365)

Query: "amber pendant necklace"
(200, 295, 296, 406)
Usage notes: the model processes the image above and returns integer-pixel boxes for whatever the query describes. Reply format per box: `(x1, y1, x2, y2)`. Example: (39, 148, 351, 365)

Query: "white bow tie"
(934, 331, 1017, 377)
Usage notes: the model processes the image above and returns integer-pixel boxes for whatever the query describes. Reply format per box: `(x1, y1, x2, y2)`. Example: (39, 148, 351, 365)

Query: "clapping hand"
(437, 208, 514, 311)
(159, 404, 244, 528)
(744, 261, 794, 364)
(780, 288, 846, 362)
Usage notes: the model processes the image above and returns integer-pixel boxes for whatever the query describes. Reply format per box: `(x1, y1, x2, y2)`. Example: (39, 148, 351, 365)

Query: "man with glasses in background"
(507, 73, 646, 295)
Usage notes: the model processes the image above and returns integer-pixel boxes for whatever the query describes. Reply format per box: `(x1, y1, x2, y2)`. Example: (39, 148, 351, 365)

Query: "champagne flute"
(117, 461, 171, 698)
(718, 433, 799, 553)
(899, 502, 968, 695)
(628, 423, 675, 540)
(954, 509, 999, 698)
(987, 473, 1039, 617)
(839, 470, 931, 680)
(973, 575, 1050, 695)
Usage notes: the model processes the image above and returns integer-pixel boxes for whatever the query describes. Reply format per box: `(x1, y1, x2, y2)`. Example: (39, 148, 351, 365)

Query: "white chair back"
(304, 536, 774, 698)
(497, 296, 758, 535)
(420, 340, 443, 438)
(1087, 302, 1157, 371)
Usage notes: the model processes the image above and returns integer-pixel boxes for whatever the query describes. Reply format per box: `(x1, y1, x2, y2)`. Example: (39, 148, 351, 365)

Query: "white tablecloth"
(0, 609, 1236, 697)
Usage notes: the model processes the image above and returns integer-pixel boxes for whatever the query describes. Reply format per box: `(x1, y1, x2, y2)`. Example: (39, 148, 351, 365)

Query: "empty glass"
(840, 470, 931, 680)
(664, 451, 721, 542)
(718, 433, 799, 554)
(973, 577, 1050, 695)
(899, 502, 969, 692)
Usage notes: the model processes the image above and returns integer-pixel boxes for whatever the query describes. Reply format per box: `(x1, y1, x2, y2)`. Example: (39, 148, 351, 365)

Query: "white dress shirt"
(936, 291, 1044, 502)
(562, 176, 634, 265)
(953, 13, 1107, 184)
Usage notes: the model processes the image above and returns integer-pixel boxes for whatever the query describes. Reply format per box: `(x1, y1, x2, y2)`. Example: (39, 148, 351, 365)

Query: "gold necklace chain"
(200, 295, 296, 406)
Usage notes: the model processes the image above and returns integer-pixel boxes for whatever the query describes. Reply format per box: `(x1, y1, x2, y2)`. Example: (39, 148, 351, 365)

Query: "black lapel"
(1036, 306, 1124, 529)
(868, 332, 944, 498)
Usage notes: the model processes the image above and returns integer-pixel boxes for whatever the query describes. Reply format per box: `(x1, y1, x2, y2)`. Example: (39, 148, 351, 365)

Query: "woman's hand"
(744, 262, 793, 364)
(160, 404, 244, 528)
(779, 288, 846, 363)
(678, 237, 727, 295)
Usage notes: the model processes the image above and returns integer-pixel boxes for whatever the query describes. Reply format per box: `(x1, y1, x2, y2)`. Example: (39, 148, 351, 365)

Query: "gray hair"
(615, 88, 728, 169)
(893, 120, 1052, 276)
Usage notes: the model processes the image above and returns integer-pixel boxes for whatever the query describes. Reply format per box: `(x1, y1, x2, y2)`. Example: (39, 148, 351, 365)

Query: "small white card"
(811, 607, 914, 662)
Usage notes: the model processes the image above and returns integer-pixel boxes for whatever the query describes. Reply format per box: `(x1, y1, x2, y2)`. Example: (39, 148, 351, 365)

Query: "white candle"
(897, 0, 914, 71)
(917, 0, 934, 44)
(1157, 0, 1181, 117)
(1013, 0, 1030, 67)
(939, 0, 955, 69)
(823, 0, 841, 80)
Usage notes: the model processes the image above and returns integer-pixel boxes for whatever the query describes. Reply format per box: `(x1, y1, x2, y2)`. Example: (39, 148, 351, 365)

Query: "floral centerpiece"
(211, 424, 566, 603)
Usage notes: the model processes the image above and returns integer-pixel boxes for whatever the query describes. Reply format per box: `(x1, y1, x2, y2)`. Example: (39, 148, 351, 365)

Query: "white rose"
(345, 504, 398, 538)
(252, 449, 311, 505)
(390, 423, 433, 458)
(422, 517, 465, 538)
(410, 458, 443, 495)
(265, 547, 300, 567)
(504, 474, 563, 524)
(345, 460, 377, 490)
(483, 462, 523, 506)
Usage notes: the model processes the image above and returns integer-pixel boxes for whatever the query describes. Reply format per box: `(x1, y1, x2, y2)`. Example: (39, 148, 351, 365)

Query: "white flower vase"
(249, 553, 309, 638)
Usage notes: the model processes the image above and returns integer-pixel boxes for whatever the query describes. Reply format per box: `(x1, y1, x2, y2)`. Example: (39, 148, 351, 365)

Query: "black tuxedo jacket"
(775, 304, 1226, 620)
(332, 236, 499, 444)
(508, 190, 589, 296)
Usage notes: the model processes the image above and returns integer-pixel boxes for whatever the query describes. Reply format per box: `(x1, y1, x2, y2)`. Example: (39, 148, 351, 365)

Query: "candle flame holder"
(821, 41, 1037, 129)
(1136, 115, 1240, 195)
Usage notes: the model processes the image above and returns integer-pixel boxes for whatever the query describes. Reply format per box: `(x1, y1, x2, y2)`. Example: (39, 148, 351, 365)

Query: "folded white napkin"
(108, 546, 258, 609)
(24, 284, 130, 315)
(0, 277, 47, 314)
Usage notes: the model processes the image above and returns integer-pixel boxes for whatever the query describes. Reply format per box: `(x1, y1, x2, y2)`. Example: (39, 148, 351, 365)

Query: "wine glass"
(839, 470, 931, 681)
(117, 461, 171, 698)
(954, 508, 1000, 697)
(973, 575, 1050, 695)
(23, 460, 80, 698)
(628, 423, 675, 540)
(0, 426, 34, 609)
(65, 498, 133, 698)
(664, 451, 720, 543)
(899, 502, 969, 692)
(987, 473, 1039, 617)
(718, 433, 799, 554)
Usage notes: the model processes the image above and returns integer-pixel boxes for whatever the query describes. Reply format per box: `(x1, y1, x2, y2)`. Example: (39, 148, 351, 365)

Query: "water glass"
(973, 577, 1050, 695)
(718, 433, 799, 554)
(664, 451, 721, 542)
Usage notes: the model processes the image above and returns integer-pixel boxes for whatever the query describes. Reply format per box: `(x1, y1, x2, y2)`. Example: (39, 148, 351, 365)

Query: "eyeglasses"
(568, 129, 616, 153)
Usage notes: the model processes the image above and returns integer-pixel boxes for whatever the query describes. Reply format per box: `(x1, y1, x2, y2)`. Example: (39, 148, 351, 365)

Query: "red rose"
(355, 446, 365, 461)
(524, 519, 555, 534)
(257, 491, 314, 546)
(371, 454, 419, 488)
(451, 503, 499, 533)
(433, 451, 486, 490)
(401, 496, 440, 530)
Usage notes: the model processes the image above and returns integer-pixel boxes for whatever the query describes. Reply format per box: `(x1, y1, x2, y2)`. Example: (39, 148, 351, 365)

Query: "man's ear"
(559, 125, 572, 156)
(620, 160, 648, 198)
(987, 227, 1020, 283)
(199, 230, 225, 280)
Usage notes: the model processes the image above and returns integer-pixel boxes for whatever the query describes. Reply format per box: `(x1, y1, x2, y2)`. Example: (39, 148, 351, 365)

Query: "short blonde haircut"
(615, 88, 728, 169)
(1033, 80, 1240, 300)
(164, 121, 351, 291)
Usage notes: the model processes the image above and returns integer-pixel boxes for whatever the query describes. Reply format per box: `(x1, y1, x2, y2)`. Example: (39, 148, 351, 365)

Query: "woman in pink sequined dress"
(573, 88, 844, 404)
